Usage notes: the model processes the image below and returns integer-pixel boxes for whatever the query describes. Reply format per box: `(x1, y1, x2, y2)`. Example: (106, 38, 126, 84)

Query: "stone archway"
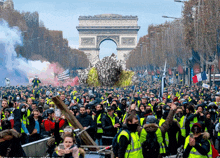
(76, 14, 140, 68)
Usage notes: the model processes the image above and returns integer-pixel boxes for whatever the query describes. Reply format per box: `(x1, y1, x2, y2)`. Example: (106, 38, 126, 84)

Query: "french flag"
(192, 71, 207, 83)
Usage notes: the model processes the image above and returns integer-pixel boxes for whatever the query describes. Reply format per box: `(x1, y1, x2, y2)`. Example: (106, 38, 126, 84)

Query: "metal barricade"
(22, 137, 50, 156)
(163, 156, 177, 158)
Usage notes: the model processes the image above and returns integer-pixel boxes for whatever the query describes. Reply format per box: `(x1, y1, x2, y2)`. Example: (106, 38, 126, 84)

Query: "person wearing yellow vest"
(32, 76, 41, 88)
(94, 104, 105, 145)
(20, 103, 32, 144)
(117, 114, 143, 158)
(1, 99, 9, 121)
(186, 104, 206, 134)
(140, 115, 171, 158)
(183, 122, 212, 158)
(102, 106, 120, 145)
(159, 104, 181, 155)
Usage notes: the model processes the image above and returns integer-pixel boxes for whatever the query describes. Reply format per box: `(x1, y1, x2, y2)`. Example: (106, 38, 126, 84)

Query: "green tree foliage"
(114, 71, 134, 87)
(87, 67, 100, 87)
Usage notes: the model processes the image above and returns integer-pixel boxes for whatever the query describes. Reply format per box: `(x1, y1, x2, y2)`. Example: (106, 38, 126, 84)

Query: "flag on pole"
(192, 75, 198, 83)
(58, 69, 70, 81)
(192, 71, 207, 83)
(201, 71, 207, 80)
(196, 73, 202, 82)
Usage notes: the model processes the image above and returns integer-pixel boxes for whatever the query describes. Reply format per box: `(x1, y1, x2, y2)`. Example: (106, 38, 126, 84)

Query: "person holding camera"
(186, 104, 206, 133)
(102, 106, 120, 145)
(20, 103, 32, 144)
(52, 133, 79, 158)
(183, 122, 212, 158)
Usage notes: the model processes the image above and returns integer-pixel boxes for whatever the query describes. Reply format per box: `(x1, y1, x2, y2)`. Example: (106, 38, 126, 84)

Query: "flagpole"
(161, 59, 167, 98)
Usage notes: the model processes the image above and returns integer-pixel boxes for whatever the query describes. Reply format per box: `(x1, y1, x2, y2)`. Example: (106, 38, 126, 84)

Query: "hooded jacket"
(142, 108, 176, 134)
(183, 132, 211, 158)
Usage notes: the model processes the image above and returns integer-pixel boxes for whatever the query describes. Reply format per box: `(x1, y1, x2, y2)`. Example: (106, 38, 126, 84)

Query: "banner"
(193, 63, 201, 75)
(178, 65, 184, 74)
(202, 83, 210, 89)
(168, 68, 172, 75)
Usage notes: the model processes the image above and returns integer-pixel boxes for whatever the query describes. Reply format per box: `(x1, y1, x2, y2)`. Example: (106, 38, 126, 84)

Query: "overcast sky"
(14, 0, 183, 59)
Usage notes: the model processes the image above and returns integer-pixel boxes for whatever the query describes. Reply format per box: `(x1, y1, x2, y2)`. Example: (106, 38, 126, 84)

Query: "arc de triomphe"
(76, 14, 140, 67)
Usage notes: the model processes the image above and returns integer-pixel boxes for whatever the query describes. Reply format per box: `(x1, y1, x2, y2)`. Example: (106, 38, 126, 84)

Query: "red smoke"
(28, 62, 79, 87)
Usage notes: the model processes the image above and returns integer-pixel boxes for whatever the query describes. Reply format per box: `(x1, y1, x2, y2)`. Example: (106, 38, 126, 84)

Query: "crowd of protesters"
(1, 78, 220, 158)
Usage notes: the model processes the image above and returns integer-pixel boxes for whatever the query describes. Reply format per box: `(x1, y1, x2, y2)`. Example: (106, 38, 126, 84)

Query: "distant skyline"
(14, 0, 183, 59)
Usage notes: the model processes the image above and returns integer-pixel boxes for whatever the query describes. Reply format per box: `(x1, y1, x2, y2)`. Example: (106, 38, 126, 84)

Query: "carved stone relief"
(97, 36, 119, 45)
(79, 30, 138, 34)
(81, 38, 95, 45)
(122, 37, 135, 45)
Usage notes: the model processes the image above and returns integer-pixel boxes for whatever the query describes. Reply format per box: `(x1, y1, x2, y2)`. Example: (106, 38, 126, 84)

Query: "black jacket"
(27, 114, 43, 134)
(0, 138, 25, 157)
(13, 109, 21, 133)
(76, 113, 95, 139)
(101, 114, 119, 136)
(76, 113, 95, 129)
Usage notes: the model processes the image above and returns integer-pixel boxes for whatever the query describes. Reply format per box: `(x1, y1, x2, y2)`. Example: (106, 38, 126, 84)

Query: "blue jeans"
(95, 138, 103, 145)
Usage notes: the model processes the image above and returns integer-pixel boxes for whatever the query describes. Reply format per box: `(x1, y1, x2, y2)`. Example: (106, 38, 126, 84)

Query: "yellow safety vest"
(218, 119, 220, 137)
(140, 118, 145, 126)
(189, 117, 198, 130)
(184, 135, 212, 158)
(117, 130, 143, 158)
(158, 118, 170, 147)
(179, 116, 186, 137)
(107, 114, 116, 126)
(140, 128, 166, 154)
(188, 97, 192, 102)
(122, 113, 127, 124)
(21, 111, 31, 133)
(189, 117, 207, 132)
(97, 113, 103, 134)
(1, 111, 5, 120)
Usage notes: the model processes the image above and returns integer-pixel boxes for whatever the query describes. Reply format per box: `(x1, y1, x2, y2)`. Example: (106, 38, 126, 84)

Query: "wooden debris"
(52, 96, 97, 151)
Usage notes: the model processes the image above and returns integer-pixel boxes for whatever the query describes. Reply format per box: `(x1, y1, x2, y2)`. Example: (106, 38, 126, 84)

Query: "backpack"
(112, 128, 131, 156)
(142, 131, 160, 158)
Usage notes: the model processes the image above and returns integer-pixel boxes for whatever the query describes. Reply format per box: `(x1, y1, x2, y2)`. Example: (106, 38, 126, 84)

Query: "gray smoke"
(0, 19, 29, 86)
(0, 19, 55, 87)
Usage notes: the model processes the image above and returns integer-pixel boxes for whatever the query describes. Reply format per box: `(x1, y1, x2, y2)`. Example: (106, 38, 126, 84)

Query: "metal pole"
(209, 65, 212, 88)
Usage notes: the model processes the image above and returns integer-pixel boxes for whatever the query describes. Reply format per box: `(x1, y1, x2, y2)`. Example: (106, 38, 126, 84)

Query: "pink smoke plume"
(28, 62, 79, 87)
